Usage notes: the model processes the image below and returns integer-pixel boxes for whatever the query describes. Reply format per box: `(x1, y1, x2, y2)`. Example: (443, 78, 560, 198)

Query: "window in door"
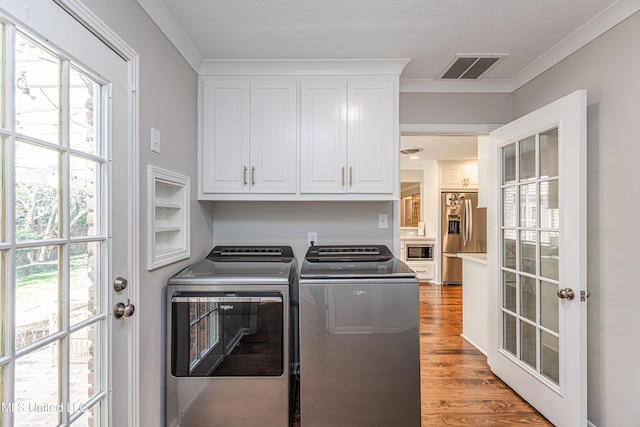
(1, 24, 108, 426)
(500, 127, 561, 387)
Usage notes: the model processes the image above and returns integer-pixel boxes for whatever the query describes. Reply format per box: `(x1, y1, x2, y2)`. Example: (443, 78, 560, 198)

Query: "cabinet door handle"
(251, 166, 256, 186)
(349, 166, 353, 186)
(341, 167, 345, 186)
(243, 166, 248, 185)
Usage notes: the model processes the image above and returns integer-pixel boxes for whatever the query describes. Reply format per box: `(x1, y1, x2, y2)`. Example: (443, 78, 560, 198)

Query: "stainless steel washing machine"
(298, 245, 421, 427)
(165, 246, 298, 427)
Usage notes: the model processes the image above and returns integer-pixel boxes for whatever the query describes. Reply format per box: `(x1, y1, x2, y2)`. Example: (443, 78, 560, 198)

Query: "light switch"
(378, 214, 389, 229)
(151, 127, 161, 153)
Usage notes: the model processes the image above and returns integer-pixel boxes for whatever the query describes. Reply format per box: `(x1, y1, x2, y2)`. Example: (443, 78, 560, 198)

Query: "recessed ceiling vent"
(436, 54, 507, 80)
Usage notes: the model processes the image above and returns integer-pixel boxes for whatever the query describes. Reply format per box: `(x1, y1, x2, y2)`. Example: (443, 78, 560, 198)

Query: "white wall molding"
(400, 123, 502, 135)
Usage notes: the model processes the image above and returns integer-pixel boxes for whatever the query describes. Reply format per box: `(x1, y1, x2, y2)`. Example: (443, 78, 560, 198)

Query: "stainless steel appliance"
(406, 242, 434, 261)
(165, 246, 298, 427)
(441, 192, 487, 284)
(298, 245, 421, 427)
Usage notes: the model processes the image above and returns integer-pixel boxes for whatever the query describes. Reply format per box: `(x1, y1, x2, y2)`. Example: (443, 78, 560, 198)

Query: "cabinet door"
(201, 79, 250, 193)
(465, 163, 479, 189)
(439, 163, 466, 189)
(347, 80, 395, 193)
(300, 81, 347, 193)
(250, 81, 298, 193)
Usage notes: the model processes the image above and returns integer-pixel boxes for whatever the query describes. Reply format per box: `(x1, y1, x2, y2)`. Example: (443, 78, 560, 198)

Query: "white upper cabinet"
(199, 78, 297, 195)
(200, 79, 249, 193)
(301, 79, 395, 194)
(439, 160, 478, 190)
(250, 81, 297, 193)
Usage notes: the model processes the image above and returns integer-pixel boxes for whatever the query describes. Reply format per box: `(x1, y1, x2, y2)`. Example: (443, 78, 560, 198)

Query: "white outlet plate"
(307, 232, 318, 247)
(378, 214, 389, 229)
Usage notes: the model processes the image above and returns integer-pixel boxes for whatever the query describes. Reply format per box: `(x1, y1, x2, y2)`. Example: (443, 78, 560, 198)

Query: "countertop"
(400, 236, 436, 241)
(457, 253, 487, 265)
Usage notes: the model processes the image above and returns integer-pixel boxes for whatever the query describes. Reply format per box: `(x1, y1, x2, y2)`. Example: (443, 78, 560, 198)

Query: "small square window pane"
(70, 242, 101, 324)
(520, 275, 536, 322)
(16, 246, 61, 350)
(189, 324, 198, 366)
(519, 183, 537, 228)
(540, 128, 559, 178)
(519, 231, 537, 275)
(70, 67, 100, 154)
(0, 136, 4, 242)
(540, 180, 559, 229)
(540, 231, 559, 281)
(541, 281, 559, 333)
(520, 320, 537, 369)
(519, 136, 536, 181)
(503, 312, 517, 356)
(70, 322, 101, 406)
(502, 271, 516, 312)
(541, 331, 560, 385)
(502, 143, 516, 184)
(502, 187, 517, 227)
(503, 229, 517, 270)
(16, 141, 61, 242)
(15, 33, 61, 144)
(15, 344, 61, 425)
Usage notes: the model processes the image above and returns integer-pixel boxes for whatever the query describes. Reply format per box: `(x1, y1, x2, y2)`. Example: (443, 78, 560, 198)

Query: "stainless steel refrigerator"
(441, 192, 486, 284)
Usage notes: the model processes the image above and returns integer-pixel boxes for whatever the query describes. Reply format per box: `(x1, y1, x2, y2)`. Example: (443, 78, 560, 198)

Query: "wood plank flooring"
(420, 283, 553, 426)
(292, 282, 553, 426)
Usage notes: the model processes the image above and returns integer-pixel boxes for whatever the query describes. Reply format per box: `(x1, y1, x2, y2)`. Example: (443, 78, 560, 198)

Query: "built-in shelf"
(148, 165, 190, 270)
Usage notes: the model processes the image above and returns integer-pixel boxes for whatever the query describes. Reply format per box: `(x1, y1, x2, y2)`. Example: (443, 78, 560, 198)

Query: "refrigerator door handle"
(467, 198, 473, 245)
(461, 199, 468, 246)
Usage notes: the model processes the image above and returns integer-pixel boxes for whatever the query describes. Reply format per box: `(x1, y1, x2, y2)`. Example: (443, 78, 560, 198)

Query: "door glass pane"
(71, 156, 100, 237)
(0, 24, 4, 127)
(520, 275, 536, 322)
(502, 187, 517, 227)
(540, 128, 559, 178)
(16, 141, 61, 242)
(520, 320, 537, 369)
(519, 136, 536, 181)
(540, 231, 559, 281)
(15, 344, 61, 425)
(502, 271, 516, 312)
(519, 230, 536, 275)
(503, 229, 516, 270)
(70, 242, 101, 325)
(541, 281, 559, 333)
(0, 136, 4, 241)
(71, 402, 100, 426)
(541, 331, 560, 385)
(502, 143, 516, 184)
(70, 66, 100, 155)
(503, 312, 516, 356)
(519, 183, 537, 228)
(70, 323, 101, 406)
(540, 180, 559, 229)
(0, 252, 4, 357)
(15, 245, 61, 350)
(15, 33, 61, 144)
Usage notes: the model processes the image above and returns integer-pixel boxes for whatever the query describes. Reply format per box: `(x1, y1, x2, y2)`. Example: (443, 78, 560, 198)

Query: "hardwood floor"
(292, 283, 553, 426)
(420, 283, 553, 426)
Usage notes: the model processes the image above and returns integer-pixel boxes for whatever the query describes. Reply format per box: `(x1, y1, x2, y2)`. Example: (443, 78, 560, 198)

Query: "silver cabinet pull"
(349, 166, 353, 186)
(251, 166, 256, 186)
(243, 166, 248, 185)
(341, 167, 345, 186)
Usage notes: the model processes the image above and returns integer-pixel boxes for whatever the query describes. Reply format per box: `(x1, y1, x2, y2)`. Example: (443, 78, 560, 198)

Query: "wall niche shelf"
(148, 165, 190, 270)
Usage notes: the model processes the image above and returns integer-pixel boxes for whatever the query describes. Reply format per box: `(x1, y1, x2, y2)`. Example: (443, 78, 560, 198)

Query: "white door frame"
(53, 1, 141, 425)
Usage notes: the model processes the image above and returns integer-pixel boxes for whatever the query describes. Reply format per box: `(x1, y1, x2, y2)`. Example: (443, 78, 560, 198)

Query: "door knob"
(113, 301, 135, 318)
(557, 288, 575, 300)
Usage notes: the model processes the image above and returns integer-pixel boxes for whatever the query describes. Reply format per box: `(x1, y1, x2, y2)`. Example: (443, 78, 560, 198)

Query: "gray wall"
(80, 1, 213, 425)
(512, 11, 640, 427)
(400, 92, 511, 124)
(211, 202, 394, 262)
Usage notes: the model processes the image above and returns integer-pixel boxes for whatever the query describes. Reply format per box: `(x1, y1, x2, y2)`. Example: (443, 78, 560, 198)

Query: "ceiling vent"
(436, 54, 507, 80)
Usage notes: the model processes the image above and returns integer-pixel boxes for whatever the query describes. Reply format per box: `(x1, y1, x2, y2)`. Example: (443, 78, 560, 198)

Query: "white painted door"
(486, 90, 587, 426)
(347, 80, 394, 194)
(300, 80, 348, 193)
(250, 80, 297, 193)
(200, 78, 250, 194)
(0, 1, 134, 426)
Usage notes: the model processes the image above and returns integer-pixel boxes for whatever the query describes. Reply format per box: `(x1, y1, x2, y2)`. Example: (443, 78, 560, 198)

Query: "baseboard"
(588, 420, 597, 427)
(460, 333, 488, 356)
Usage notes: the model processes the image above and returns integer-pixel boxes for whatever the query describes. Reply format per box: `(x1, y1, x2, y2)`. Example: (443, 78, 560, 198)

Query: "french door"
(487, 90, 587, 426)
(0, 1, 134, 426)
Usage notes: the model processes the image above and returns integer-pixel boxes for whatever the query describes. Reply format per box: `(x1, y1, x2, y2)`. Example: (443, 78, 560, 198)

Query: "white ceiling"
(138, 0, 636, 91)
(400, 134, 478, 169)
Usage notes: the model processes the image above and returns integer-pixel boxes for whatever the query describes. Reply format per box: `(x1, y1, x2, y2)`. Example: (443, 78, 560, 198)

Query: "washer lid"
(299, 258, 416, 279)
(167, 257, 296, 285)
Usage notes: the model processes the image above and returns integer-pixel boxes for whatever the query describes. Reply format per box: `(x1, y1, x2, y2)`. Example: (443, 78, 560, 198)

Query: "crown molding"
(199, 59, 411, 76)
